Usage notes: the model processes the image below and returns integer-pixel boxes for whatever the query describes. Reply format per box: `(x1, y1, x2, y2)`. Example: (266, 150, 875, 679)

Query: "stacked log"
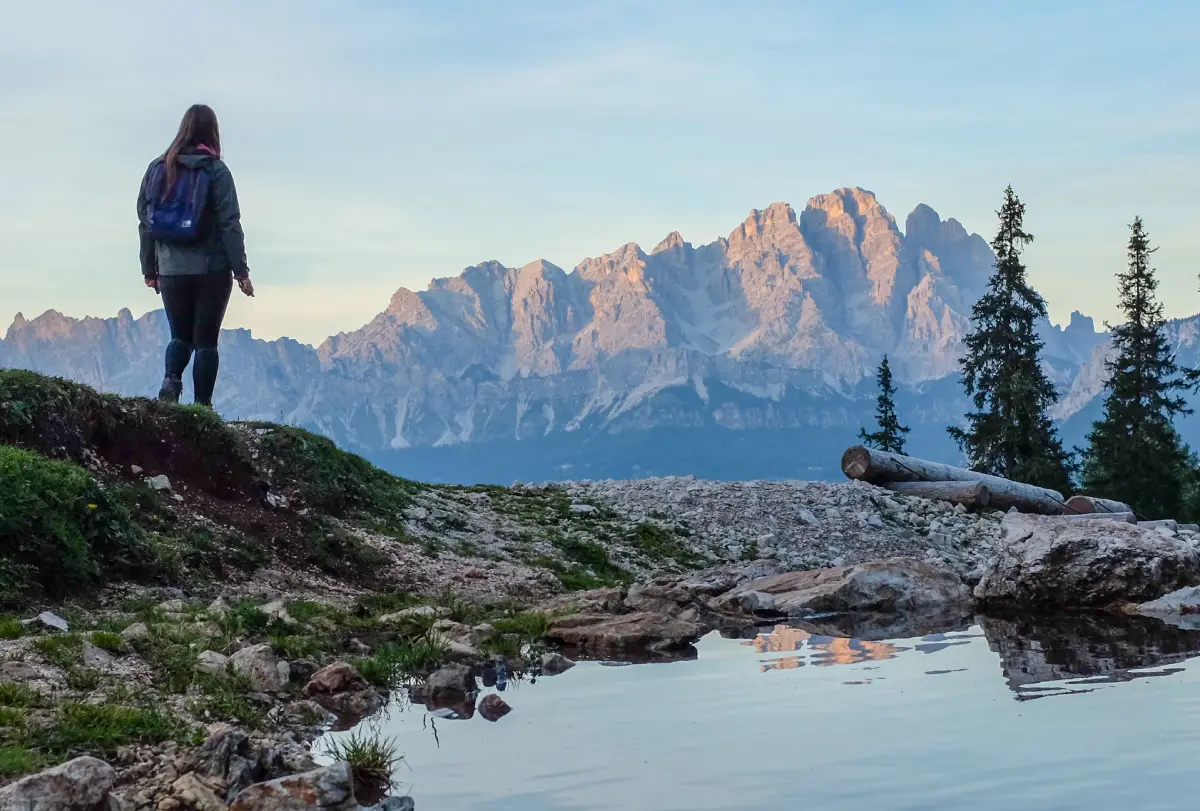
(841, 446, 1068, 515)
(1063, 495, 1135, 515)
(881, 481, 990, 508)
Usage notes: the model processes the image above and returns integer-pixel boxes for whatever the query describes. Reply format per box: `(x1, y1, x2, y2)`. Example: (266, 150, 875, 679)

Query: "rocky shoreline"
(9, 505, 1200, 808)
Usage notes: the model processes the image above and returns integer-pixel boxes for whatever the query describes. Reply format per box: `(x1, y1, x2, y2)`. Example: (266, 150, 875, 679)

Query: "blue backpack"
(144, 161, 211, 243)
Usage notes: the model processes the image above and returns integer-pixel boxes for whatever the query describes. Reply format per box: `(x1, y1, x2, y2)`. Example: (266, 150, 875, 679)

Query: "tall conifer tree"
(948, 186, 1071, 492)
(1082, 217, 1197, 518)
(859, 355, 909, 453)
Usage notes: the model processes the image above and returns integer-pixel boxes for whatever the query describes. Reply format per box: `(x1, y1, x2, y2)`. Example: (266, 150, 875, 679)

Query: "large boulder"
(0, 756, 115, 811)
(544, 612, 704, 656)
(228, 762, 357, 810)
(711, 558, 971, 617)
(975, 513, 1200, 607)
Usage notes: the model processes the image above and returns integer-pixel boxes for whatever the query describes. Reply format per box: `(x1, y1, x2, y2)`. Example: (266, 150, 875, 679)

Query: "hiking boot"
(158, 375, 183, 403)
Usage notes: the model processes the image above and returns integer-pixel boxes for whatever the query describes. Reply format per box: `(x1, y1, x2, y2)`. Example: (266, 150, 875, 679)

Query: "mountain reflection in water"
(744, 611, 1200, 698)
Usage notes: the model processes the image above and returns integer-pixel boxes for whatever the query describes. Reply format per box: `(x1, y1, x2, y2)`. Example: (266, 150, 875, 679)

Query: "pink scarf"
(194, 144, 218, 157)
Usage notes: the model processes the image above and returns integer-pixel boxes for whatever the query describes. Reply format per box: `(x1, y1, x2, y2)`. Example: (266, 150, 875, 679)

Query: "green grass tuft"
(65, 667, 101, 691)
(34, 634, 83, 669)
(0, 617, 22, 639)
(321, 729, 402, 788)
(0, 682, 40, 709)
(0, 745, 37, 778)
(355, 636, 448, 688)
(490, 612, 550, 639)
(46, 702, 179, 755)
(89, 630, 124, 653)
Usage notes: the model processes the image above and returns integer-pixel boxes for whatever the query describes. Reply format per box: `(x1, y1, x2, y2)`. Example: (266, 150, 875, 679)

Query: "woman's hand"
(144, 276, 159, 293)
(237, 276, 255, 297)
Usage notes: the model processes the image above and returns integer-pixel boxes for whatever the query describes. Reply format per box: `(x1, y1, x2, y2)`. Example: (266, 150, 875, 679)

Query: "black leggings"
(159, 272, 233, 405)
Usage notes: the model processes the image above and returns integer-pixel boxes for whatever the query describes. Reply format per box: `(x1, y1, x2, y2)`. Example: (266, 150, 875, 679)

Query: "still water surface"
(324, 613, 1200, 810)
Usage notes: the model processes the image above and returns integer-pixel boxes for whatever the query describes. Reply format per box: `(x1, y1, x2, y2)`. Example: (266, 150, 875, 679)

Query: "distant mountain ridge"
(5, 187, 1198, 483)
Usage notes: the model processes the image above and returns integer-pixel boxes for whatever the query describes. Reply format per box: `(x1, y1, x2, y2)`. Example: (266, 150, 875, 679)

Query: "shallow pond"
(322, 612, 1200, 810)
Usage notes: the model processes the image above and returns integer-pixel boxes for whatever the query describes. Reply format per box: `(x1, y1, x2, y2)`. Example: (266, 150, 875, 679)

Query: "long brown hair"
(161, 104, 221, 194)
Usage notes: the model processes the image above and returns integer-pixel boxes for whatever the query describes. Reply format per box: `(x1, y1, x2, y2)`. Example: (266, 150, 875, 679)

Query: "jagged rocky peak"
(1067, 310, 1097, 334)
(652, 230, 689, 255)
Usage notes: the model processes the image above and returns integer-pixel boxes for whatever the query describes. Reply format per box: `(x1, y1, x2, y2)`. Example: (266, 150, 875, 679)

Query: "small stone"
(478, 693, 512, 722)
(170, 772, 226, 811)
(228, 644, 289, 692)
(867, 514, 885, 528)
(147, 474, 172, 491)
(156, 599, 186, 613)
(0, 661, 42, 681)
(195, 650, 230, 678)
(120, 622, 151, 648)
(258, 600, 296, 626)
(172, 493, 185, 502)
(364, 798, 416, 811)
(378, 605, 452, 624)
(569, 503, 596, 515)
(130, 464, 144, 475)
(206, 597, 232, 619)
(540, 652, 576, 676)
(82, 640, 115, 669)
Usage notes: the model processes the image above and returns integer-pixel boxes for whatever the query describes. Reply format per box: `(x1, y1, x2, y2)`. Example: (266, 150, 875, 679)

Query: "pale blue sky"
(2, 1, 1198, 345)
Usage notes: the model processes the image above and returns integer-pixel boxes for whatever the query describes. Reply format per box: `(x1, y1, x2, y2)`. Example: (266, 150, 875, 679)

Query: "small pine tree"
(948, 185, 1072, 493)
(859, 355, 910, 453)
(1082, 217, 1198, 518)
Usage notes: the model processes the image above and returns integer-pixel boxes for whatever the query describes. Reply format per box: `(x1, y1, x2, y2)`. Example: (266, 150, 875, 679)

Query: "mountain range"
(5, 186, 1200, 484)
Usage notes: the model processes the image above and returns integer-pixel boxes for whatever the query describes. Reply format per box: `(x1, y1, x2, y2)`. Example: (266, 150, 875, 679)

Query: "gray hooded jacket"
(137, 151, 249, 279)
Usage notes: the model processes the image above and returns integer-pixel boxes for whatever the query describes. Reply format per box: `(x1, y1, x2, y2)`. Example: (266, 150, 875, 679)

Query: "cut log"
(882, 481, 990, 508)
(1063, 495, 1134, 515)
(1062, 511, 1136, 524)
(841, 446, 1067, 515)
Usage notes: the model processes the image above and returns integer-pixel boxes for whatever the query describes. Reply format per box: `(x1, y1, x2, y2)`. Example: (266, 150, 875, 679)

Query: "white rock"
(26, 611, 69, 633)
(570, 503, 597, 515)
(146, 474, 172, 491)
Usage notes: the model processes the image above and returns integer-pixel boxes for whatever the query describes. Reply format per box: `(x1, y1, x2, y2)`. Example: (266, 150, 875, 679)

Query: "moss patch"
(254, 425, 420, 526)
(0, 446, 154, 606)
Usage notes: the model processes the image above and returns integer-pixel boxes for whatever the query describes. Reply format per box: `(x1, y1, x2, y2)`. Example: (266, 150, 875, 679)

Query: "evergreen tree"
(948, 186, 1072, 493)
(1082, 217, 1197, 518)
(859, 355, 909, 453)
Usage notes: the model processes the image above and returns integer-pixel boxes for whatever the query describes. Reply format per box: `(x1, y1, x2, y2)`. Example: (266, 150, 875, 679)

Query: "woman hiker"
(137, 103, 254, 407)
